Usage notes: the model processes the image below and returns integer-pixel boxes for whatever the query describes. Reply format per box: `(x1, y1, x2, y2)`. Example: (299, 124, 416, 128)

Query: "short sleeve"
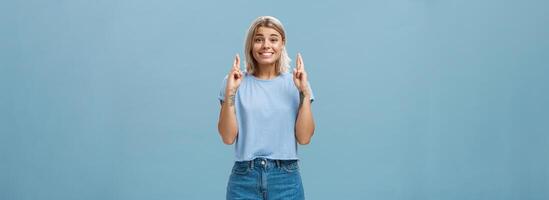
(218, 75, 228, 104)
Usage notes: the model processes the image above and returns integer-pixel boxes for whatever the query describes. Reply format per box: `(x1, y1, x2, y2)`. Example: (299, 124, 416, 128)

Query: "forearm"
(295, 92, 315, 145)
(218, 88, 238, 144)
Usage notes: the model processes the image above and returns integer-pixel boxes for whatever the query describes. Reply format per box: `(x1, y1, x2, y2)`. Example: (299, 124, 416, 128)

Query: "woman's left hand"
(293, 53, 310, 95)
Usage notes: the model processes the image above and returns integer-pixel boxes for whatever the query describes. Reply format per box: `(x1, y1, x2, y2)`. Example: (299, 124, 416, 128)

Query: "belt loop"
(250, 159, 254, 169)
(276, 160, 281, 168)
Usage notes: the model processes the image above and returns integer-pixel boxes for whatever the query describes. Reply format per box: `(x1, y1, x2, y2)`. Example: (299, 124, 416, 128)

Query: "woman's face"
(252, 27, 284, 67)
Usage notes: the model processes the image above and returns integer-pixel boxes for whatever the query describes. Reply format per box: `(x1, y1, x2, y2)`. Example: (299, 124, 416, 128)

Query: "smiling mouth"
(258, 52, 274, 57)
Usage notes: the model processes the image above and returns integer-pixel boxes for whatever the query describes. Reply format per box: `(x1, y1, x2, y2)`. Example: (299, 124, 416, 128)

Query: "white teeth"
(261, 52, 273, 55)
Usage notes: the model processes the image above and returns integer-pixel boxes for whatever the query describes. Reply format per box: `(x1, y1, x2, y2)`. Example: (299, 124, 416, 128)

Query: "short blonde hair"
(244, 16, 291, 75)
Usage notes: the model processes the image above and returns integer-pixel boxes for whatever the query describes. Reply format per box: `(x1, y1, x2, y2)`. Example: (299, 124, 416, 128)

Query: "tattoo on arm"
(227, 88, 237, 107)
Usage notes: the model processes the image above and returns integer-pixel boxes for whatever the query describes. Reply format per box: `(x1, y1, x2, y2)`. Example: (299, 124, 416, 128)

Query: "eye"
(270, 38, 279, 42)
(254, 38, 263, 42)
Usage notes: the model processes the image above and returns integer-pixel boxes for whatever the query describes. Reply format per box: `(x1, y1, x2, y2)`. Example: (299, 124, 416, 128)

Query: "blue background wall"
(2, 0, 548, 199)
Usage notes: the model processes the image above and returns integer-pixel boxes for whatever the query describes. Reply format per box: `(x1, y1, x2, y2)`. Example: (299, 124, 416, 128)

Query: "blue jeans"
(226, 157, 305, 200)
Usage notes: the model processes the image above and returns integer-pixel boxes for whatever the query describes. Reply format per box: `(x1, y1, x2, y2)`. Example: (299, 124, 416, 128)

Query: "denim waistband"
(236, 157, 298, 169)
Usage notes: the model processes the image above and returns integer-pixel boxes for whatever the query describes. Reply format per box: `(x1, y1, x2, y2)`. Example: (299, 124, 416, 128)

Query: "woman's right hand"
(219, 54, 242, 144)
(226, 54, 244, 93)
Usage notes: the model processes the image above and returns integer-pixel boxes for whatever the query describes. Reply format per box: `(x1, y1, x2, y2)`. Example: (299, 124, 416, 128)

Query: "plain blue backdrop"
(2, 0, 548, 199)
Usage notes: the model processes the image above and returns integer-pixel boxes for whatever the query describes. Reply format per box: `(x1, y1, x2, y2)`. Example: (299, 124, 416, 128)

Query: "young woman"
(217, 16, 315, 200)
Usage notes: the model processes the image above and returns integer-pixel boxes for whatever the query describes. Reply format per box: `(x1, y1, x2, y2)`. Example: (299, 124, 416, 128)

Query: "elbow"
(296, 127, 314, 145)
(222, 137, 235, 145)
(296, 132, 313, 145)
(218, 126, 237, 145)
(219, 130, 236, 145)
(297, 138, 311, 145)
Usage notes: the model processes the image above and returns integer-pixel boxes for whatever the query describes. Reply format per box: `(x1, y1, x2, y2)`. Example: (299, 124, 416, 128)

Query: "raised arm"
(292, 53, 315, 145)
(218, 54, 244, 145)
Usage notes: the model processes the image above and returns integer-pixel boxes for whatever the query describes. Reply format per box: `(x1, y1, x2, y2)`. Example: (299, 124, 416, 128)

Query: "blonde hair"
(244, 16, 291, 75)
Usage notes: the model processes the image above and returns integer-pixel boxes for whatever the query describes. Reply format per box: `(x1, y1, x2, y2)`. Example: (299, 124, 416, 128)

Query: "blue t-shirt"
(218, 71, 314, 161)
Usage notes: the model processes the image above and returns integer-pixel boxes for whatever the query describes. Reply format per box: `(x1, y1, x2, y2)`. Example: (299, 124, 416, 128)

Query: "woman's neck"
(253, 64, 278, 80)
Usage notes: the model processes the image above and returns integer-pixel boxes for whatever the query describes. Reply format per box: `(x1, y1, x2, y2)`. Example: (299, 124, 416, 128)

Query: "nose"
(262, 41, 271, 49)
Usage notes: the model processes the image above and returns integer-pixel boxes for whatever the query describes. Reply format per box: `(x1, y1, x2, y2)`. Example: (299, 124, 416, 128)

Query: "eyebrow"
(254, 34, 280, 37)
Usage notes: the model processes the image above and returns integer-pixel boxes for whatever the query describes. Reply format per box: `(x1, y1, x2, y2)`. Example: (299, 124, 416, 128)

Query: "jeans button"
(261, 160, 265, 165)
